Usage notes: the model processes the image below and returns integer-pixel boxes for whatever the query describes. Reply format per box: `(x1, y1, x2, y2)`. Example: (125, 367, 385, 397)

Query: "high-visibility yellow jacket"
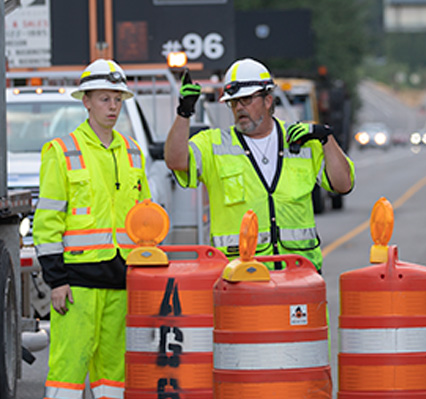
(33, 120, 151, 288)
(174, 118, 355, 271)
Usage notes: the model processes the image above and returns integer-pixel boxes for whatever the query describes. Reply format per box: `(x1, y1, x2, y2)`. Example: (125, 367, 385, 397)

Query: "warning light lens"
(239, 210, 258, 262)
(370, 197, 394, 246)
(125, 199, 170, 246)
(167, 51, 188, 69)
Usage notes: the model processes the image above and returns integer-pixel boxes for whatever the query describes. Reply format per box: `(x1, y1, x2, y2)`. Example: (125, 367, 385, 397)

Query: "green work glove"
(286, 122, 333, 154)
(177, 69, 201, 118)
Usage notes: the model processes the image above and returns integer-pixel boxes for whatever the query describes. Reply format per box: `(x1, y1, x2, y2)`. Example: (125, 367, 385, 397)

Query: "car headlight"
(374, 132, 388, 146)
(422, 133, 426, 145)
(19, 217, 31, 238)
(355, 131, 370, 145)
(411, 132, 422, 145)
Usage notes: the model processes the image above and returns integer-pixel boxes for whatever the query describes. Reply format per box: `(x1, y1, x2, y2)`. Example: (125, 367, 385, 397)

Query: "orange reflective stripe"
(119, 134, 142, 169)
(215, 303, 327, 331)
(214, 380, 331, 398)
(63, 228, 114, 252)
(126, 361, 212, 390)
(341, 291, 426, 316)
(339, 364, 426, 391)
(120, 134, 134, 167)
(128, 290, 213, 315)
(70, 132, 86, 169)
(91, 379, 124, 389)
(45, 380, 85, 390)
(54, 137, 72, 171)
(64, 228, 113, 235)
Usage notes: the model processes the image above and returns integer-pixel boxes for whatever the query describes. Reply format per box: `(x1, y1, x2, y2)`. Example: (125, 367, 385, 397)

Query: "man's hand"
(177, 69, 201, 118)
(51, 284, 74, 315)
(287, 122, 334, 154)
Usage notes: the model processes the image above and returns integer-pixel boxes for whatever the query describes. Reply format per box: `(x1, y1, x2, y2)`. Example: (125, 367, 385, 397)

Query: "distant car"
(354, 122, 391, 150)
(410, 131, 426, 146)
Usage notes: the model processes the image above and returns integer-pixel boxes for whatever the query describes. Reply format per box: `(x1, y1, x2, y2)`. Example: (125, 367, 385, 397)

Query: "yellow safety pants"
(44, 287, 126, 399)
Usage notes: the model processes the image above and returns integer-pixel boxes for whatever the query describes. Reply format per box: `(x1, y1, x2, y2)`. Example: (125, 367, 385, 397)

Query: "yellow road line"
(322, 176, 426, 258)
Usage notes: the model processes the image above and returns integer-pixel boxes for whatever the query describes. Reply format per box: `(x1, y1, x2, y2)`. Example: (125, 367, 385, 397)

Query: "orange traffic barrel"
(124, 199, 229, 398)
(338, 245, 426, 398)
(213, 254, 332, 399)
(125, 245, 229, 399)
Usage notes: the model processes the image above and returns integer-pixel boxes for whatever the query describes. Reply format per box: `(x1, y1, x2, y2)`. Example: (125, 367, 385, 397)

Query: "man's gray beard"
(236, 115, 264, 135)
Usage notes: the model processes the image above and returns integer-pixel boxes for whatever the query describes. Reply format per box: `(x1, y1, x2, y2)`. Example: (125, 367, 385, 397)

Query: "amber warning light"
(222, 210, 270, 282)
(167, 51, 188, 69)
(370, 197, 394, 263)
(125, 199, 170, 265)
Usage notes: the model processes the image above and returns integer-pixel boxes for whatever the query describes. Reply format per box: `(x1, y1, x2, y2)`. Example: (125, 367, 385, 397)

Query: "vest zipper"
(236, 118, 284, 269)
(111, 149, 120, 190)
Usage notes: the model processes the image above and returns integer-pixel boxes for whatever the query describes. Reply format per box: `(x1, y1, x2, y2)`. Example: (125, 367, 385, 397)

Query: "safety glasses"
(225, 93, 266, 108)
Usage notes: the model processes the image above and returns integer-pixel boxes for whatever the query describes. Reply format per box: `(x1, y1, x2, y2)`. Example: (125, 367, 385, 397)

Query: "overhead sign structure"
(5, 0, 51, 68)
(113, 0, 235, 70)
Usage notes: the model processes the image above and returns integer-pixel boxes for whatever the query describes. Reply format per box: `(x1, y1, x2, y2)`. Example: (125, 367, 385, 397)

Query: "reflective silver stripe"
(316, 159, 326, 186)
(35, 242, 64, 257)
(279, 227, 317, 241)
(126, 137, 142, 169)
(44, 385, 83, 399)
(116, 231, 134, 246)
(63, 232, 113, 248)
(126, 326, 213, 352)
(37, 197, 67, 213)
(213, 231, 270, 248)
(213, 227, 315, 248)
(284, 147, 312, 159)
(73, 207, 90, 215)
(61, 135, 84, 170)
(213, 143, 245, 156)
(189, 141, 203, 177)
(214, 340, 329, 370)
(212, 130, 245, 156)
(92, 384, 124, 399)
(340, 327, 426, 354)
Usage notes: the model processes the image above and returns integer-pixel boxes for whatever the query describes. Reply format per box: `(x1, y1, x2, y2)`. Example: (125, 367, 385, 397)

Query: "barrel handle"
(158, 245, 228, 262)
(386, 245, 398, 277)
(254, 254, 317, 272)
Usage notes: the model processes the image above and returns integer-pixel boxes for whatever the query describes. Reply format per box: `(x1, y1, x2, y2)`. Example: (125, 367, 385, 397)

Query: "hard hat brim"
(219, 86, 264, 102)
(71, 87, 134, 100)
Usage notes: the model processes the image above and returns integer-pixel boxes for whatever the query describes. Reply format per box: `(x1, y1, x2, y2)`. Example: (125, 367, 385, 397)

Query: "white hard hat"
(219, 58, 275, 102)
(71, 59, 134, 100)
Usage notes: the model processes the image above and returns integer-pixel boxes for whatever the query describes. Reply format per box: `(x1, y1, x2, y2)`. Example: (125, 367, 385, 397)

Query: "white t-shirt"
(244, 124, 278, 186)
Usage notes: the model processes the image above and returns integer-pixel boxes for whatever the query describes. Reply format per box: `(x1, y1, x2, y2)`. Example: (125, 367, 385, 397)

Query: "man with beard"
(164, 58, 354, 272)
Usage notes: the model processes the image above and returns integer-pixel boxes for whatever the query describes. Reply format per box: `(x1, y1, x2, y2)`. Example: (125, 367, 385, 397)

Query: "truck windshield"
(7, 102, 134, 153)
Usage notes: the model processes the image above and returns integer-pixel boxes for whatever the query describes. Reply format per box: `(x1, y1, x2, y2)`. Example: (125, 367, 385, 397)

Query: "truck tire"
(0, 240, 19, 399)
